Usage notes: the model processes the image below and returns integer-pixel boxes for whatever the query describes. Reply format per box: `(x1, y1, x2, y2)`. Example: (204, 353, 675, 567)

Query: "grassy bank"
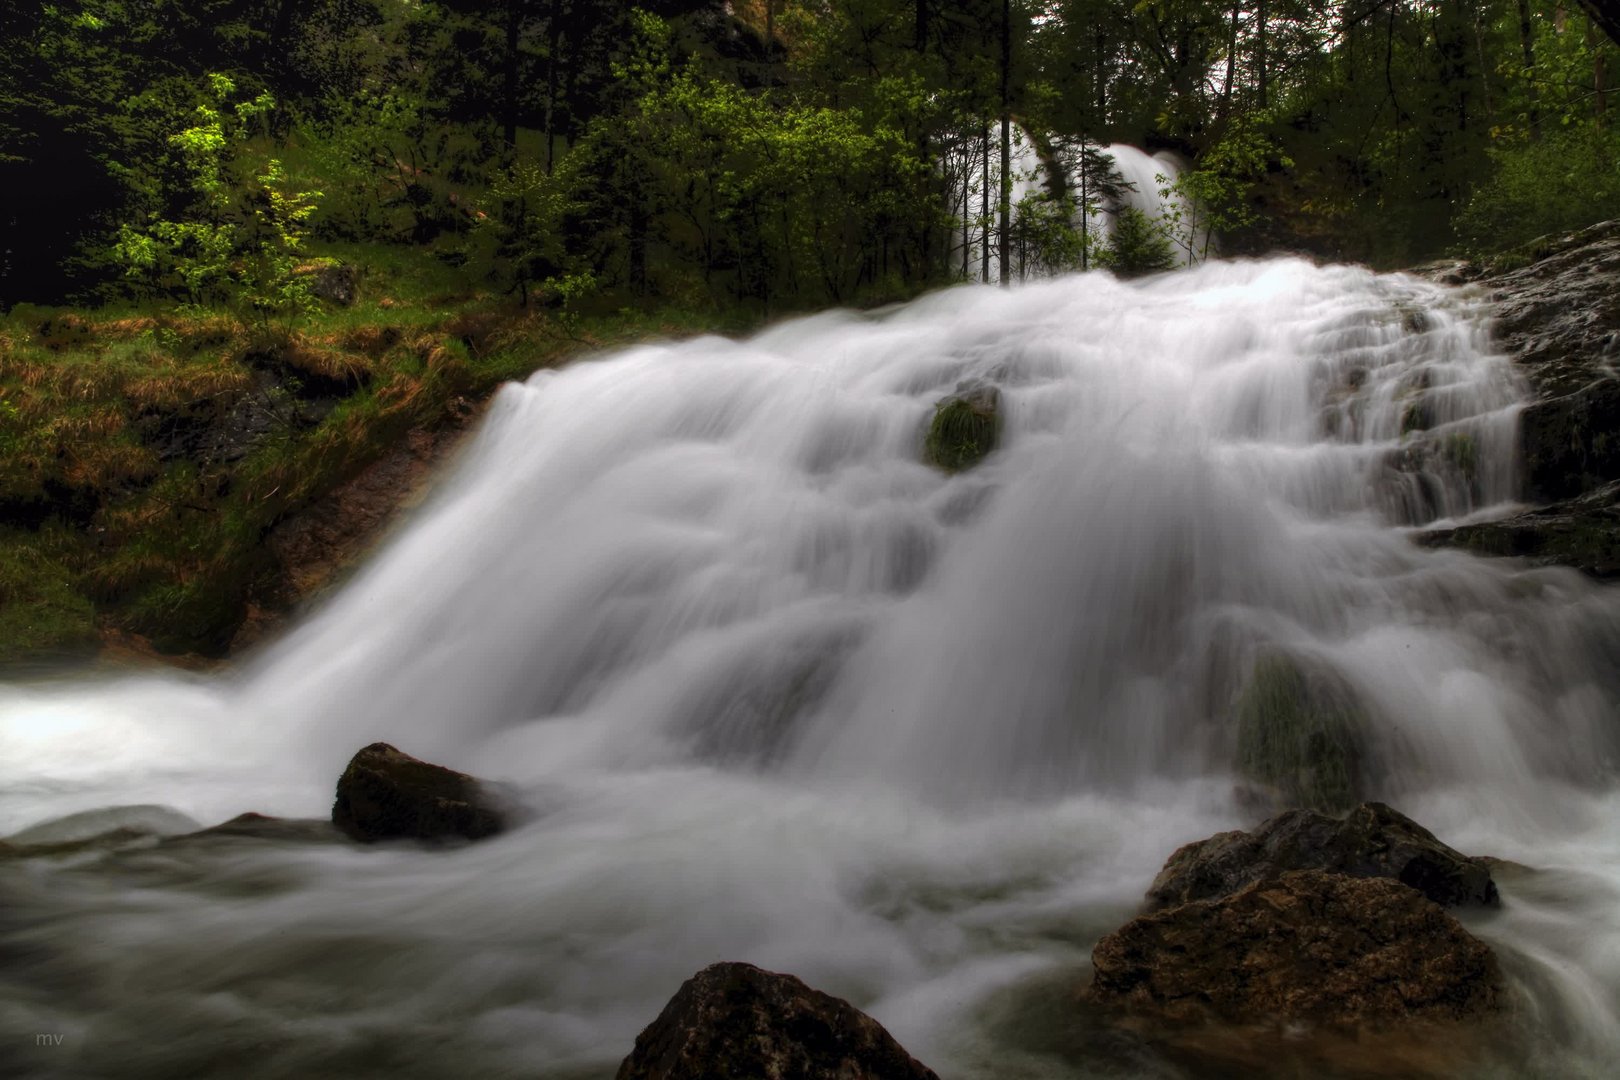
(0, 248, 757, 667)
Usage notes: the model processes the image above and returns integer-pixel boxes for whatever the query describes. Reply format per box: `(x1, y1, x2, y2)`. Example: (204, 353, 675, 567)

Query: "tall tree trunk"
(545, 0, 562, 173)
(1257, 0, 1269, 109)
(999, 0, 1011, 287)
(981, 127, 990, 282)
(1221, 0, 1239, 117)
(1594, 17, 1610, 122)
(1094, 28, 1108, 122)
(503, 0, 522, 155)
(1519, 0, 1541, 136)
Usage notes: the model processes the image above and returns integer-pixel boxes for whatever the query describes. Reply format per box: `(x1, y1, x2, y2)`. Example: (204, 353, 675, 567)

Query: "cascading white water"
(1091, 144, 1207, 262)
(7, 261, 1620, 1078)
(945, 137, 1206, 281)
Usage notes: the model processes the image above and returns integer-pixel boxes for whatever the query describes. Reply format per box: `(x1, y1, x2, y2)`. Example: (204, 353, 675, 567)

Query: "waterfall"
(5, 262, 1620, 1078)
(944, 133, 1204, 281)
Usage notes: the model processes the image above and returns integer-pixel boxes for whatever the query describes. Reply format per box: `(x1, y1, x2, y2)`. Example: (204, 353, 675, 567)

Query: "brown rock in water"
(616, 962, 939, 1080)
(331, 742, 508, 843)
(1146, 801, 1498, 911)
(1086, 870, 1502, 1027)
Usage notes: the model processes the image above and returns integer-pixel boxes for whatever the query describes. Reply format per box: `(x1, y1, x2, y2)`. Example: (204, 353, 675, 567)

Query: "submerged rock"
(169, 812, 345, 846)
(923, 385, 1000, 472)
(616, 961, 939, 1080)
(331, 742, 509, 843)
(1086, 870, 1503, 1027)
(1233, 654, 1364, 813)
(1146, 801, 1499, 911)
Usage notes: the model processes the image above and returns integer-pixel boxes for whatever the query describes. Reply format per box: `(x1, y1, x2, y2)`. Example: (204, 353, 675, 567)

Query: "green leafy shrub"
(112, 74, 324, 340)
(1454, 125, 1620, 256)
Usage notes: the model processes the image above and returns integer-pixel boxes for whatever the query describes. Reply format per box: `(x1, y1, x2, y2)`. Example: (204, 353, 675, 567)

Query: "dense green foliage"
(4, 0, 1618, 307)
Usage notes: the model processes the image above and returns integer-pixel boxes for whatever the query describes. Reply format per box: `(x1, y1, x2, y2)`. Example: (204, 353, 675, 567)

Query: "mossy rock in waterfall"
(1235, 654, 1364, 813)
(924, 387, 1001, 472)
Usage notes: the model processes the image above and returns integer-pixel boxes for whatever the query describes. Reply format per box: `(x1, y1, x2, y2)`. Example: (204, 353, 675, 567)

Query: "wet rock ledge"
(1419, 220, 1620, 574)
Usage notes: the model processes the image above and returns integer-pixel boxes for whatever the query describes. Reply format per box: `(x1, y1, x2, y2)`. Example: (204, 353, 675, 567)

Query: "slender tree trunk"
(545, 0, 562, 173)
(1095, 29, 1108, 122)
(1519, 0, 1541, 136)
(999, 0, 1011, 287)
(1222, 0, 1239, 117)
(980, 126, 990, 282)
(1257, 0, 1269, 109)
(1594, 17, 1610, 122)
(503, 0, 522, 155)
(962, 142, 971, 278)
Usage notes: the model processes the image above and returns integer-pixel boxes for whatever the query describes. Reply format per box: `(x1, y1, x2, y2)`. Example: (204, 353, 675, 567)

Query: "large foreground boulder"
(1147, 802, 1499, 911)
(1087, 870, 1503, 1027)
(617, 962, 939, 1080)
(331, 742, 509, 843)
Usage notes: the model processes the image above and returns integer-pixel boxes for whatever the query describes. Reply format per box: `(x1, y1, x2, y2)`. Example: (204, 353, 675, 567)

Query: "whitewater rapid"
(6, 260, 1620, 1078)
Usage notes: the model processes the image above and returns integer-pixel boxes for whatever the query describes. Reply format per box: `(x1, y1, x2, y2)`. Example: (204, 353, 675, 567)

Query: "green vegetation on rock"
(1235, 654, 1363, 813)
(924, 389, 1000, 473)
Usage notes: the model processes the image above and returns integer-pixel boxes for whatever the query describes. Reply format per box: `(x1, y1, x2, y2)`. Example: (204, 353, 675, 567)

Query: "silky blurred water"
(4, 261, 1620, 1078)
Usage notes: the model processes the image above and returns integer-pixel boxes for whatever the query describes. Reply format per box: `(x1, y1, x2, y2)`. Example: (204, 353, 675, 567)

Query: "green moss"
(1441, 432, 1479, 487)
(1400, 398, 1433, 436)
(924, 393, 1001, 473)
(1235, 654, 1363, 813)
(0, 530, 98, 664)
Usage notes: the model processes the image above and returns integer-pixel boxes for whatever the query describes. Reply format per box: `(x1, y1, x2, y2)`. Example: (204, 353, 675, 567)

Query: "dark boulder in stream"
(331, 742, 509, 843)
(1087, 869, 1503, 1027)
(1086, 805, 1505, 1048)
(617, 961, 940, 1080)
(1146, 801, 1500, 910)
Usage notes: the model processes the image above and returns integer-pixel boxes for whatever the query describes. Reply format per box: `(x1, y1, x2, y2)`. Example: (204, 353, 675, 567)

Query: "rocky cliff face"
(1420, 222, 1620, 573)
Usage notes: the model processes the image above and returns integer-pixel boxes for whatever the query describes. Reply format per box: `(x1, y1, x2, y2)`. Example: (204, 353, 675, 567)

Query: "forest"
(4, 0, 1620, 317)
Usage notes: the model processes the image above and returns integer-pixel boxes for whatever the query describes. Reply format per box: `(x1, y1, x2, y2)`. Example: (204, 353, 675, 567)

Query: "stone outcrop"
(1086, 870, 1503, 1026)
(1145, 802, 1499, 911)
(923, 384, 1000, 472)
(1420, 221, 1620, 573)
(616, 962, 939, 1080)
(331, 742, 510, 843)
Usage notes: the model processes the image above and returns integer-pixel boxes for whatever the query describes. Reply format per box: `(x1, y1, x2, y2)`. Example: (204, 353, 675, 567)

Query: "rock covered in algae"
(923, 385, 1000, 472)
(1145, 801, 1500, 911)
(331, 742, 509, 843)
(1086, 869, 1503, 1026)
(616, 961, 940, 1080)
(1234, 653, 1364, 813)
